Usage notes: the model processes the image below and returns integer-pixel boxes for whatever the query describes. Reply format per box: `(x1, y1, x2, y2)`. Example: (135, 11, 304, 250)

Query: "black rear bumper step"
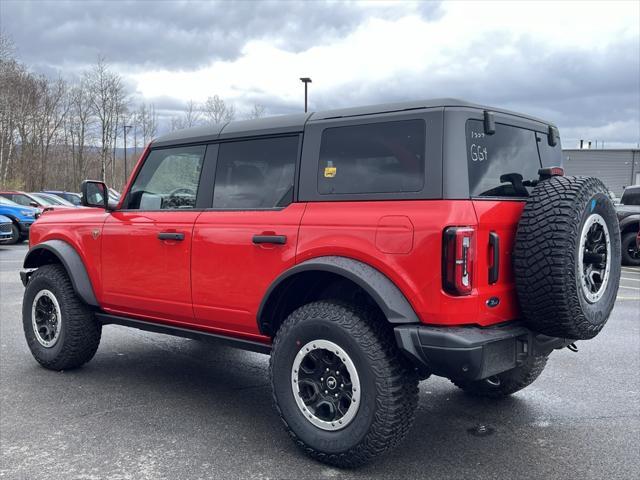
(394, 322, 571, 381)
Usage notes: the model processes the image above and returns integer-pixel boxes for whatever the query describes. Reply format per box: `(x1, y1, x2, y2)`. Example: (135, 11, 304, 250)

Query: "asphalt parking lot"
(1, 243, 639, 480)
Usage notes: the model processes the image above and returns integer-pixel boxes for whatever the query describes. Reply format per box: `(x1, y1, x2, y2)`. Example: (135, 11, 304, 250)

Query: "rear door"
(465, 117, 560, 323)
(191, 135, 304, 338)
(101, 144, 208, 323)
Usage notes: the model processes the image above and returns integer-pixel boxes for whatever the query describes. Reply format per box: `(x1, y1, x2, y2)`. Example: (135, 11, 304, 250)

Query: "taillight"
(443, 226, 475, 295)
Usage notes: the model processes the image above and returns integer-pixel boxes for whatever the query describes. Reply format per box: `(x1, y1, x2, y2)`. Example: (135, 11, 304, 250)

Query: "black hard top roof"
(152, 98, 554, 147)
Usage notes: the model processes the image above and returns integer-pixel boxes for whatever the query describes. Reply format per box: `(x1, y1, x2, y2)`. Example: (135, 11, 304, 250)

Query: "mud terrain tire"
(513, 176, 620, 340)
(270, 300, 419, 468)
(23, 264, 101, 370)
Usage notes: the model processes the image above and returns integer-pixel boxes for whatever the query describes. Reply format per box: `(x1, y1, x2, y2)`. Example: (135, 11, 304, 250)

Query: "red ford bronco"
(21, 99, 621, 467)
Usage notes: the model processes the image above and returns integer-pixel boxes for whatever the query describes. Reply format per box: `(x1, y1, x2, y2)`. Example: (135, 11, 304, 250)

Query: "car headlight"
(20, 210, 35, 217)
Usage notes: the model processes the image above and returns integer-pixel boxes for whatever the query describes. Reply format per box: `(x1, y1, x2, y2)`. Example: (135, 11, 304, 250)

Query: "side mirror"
(29, 201, 39, 208)
(81, 180, 109, 209)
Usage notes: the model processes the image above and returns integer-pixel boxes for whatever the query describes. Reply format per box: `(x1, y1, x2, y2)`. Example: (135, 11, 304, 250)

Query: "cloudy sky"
(2, 0, 639, 147)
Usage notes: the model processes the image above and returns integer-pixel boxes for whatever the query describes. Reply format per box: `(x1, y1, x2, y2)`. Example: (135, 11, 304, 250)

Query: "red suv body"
(22, 98, 620, 467)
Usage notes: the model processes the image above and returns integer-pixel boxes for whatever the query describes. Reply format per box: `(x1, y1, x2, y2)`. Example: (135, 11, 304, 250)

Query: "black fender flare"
(258, 256, 420, 333)
(619, 214, 640, 232)
(23, 239, 98, 307)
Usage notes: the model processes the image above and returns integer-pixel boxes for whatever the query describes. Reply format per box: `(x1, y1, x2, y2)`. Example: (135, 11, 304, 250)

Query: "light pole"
(123, 125, 132, 184)
(300, 77, 312, 113)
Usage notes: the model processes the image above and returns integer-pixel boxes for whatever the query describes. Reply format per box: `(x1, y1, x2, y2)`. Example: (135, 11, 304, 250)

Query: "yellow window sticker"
(324, 166, 337, 178)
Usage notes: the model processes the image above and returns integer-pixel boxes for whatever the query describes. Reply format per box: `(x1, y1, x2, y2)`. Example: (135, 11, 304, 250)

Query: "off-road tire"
(452, 355, 548, 398)
(621, 231, 640, 266)
(22, 264, 101, 370)
(513, 176, 621, 340)
(270, 300, 419, 468)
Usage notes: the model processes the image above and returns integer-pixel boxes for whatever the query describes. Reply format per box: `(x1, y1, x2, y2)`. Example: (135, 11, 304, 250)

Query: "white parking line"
(618, 285, 640, 291)
(621, 277, 640, 282)
(621, 267, 640, 273)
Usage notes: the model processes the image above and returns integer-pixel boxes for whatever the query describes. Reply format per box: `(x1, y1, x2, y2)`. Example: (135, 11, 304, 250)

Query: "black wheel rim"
(291, 340, 360, 430)
(31, 290, 61, 347)
(579, 214, 611, 303)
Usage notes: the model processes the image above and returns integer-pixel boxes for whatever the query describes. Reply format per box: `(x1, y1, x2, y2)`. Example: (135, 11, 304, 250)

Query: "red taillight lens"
(443, 226, 475, 295)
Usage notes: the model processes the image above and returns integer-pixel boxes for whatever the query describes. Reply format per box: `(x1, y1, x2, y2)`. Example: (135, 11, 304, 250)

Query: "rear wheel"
(270, 300, 418, 468)
(452, 355, 548, 398)
(22, 264, 101, 370)
(621, 231, 640, 266)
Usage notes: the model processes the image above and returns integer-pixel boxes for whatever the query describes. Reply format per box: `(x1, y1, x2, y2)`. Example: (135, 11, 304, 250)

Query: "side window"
(317, 119, 425, 195)
(126, 145, 205, 210)
(12, 194, 31, 206)
(466, 120, 541, 198)
(536, 131, 563, 167)
(213, 136, 298, 209)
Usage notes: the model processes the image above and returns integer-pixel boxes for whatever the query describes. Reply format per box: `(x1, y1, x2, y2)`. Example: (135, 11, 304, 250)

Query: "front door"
(101, 144, 208, 324)
(191, 135, 304, 338)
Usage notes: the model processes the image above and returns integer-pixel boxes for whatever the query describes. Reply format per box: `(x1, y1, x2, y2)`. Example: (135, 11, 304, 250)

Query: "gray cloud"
(1, 0, 443, 73)
(2, 0, 636, 146)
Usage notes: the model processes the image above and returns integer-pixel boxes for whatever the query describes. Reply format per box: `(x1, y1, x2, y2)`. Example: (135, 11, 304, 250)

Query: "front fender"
(23, 239, 98, 307)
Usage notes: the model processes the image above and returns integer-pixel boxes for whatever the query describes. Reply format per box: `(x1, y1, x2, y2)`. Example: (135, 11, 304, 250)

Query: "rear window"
(318, 119, 425, 195)
(466, 120, 542, 198)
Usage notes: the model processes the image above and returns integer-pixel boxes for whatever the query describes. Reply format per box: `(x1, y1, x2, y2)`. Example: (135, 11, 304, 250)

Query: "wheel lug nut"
(334, 394, 338, 397)
(320, 377, 323, 381)
(340, 384, 344, 388)
(324, 390, 328, 394)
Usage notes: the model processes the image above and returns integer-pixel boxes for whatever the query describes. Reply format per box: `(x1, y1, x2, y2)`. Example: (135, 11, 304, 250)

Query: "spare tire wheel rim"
(291, 339, 360, 431)
(31, 289, 62, 348)
(578, 213, 611, 303)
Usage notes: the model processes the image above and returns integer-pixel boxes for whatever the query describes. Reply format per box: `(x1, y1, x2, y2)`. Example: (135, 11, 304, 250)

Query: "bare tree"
(85, 57, 126, 182)
(170, 99, 201, 131)
(136, 102, 158, 144)
(248, 103, 266, 119)
(203, 95, 235, 125)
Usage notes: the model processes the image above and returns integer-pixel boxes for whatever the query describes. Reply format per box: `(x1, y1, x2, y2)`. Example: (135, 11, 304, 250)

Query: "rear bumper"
(395, 322, 571, 381)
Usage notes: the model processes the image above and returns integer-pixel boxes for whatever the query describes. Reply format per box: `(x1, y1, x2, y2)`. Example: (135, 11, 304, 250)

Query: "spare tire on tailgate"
(513, 176, 621, 340)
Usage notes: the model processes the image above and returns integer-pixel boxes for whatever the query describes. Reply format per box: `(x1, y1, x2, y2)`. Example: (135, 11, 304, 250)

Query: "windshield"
(28, 193, 58, 206)
(33, 193, 73, 206)
(0, 196, 21, 207)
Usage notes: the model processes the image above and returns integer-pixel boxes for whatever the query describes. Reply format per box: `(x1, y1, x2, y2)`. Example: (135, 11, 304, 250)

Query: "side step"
(96, 313, 271, 355)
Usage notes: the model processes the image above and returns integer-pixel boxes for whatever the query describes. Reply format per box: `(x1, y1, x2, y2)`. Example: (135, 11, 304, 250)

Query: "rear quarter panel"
(298, 200, 487, 326)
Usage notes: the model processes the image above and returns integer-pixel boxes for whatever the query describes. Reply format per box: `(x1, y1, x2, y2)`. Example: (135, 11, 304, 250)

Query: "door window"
(125, 145, 205, 210)
(213, 136, 298, 209)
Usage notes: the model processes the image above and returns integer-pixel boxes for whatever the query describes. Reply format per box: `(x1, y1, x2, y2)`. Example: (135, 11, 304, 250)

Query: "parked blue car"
(0, 196, 39, 244)
(0, 214, 13, 242)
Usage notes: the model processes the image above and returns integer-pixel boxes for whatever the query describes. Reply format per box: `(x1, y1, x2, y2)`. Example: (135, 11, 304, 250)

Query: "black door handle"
(488, 231, 499, 284)
(252, 234, 287, 245)
(158, 232, 185, 241)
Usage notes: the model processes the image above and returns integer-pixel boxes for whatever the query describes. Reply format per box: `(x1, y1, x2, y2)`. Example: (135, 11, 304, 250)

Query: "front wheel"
(621, 231, 640, 266)
(22, 264, 101, 370)
(270, 300, 418, 468)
